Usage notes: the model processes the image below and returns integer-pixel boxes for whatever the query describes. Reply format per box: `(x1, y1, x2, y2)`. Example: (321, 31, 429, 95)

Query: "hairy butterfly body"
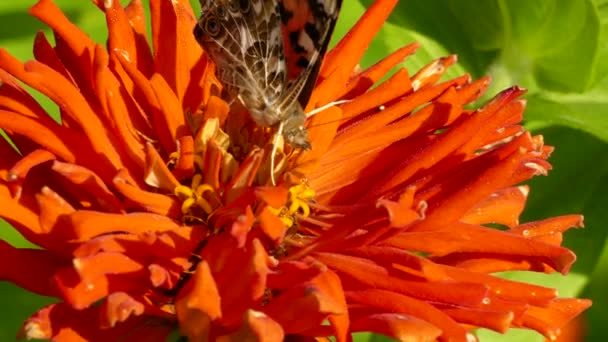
(193, 0, 343, 151)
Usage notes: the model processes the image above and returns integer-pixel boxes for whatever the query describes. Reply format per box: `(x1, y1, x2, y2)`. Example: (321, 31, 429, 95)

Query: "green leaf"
(380, 0, 601, 92)
(476, 328, 545, 342)
(524, 0, 599, 92)
(522, 126, 608, 342)
(336, 0, 466, 84)
(0, 283, 56, 341)
(583, 220, 608, 342)
(593, 0, 608, 83)
(523, 126, 608, 274)
(524, 85, 608, 143)
(448, 1, 505, 51)
(523, 127, 607, 276)
(367, 0, 498, 77)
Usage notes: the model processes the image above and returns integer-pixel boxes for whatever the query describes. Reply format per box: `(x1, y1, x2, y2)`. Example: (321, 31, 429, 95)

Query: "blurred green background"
(0, 0, 606, 341)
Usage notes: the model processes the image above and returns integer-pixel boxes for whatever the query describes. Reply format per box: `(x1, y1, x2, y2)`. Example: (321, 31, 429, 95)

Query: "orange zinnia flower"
(0, 0, 591, 341)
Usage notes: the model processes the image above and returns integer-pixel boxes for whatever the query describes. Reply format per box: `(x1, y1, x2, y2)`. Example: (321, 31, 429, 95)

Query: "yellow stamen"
(280, 216, 294, 227)
(191, 173, 202, 189)
(181, 197, 196, 214)
(267, 183, 316, 228)
(196, 197, 214, 214)
(288, 198, 304, 216)
(195, 184, 215, 197)
(299, 202, 311, 217)
(266, 206, 283, 216)
(287, 183, 315, 217)
(175, 175, 222, 219)
(174, 185, 194, 200)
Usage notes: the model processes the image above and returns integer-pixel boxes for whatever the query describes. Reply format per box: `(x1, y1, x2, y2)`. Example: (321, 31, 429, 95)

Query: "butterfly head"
(282, 107, 311, 150)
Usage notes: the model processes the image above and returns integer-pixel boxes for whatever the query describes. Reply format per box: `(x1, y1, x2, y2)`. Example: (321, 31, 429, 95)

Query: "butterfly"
(193, 0, 343, 159)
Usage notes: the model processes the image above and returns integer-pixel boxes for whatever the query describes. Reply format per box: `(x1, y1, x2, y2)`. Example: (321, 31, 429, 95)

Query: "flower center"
(267, 183, 316, 228)
(174, 175, 222, 224)
(162, 117, 324, 298)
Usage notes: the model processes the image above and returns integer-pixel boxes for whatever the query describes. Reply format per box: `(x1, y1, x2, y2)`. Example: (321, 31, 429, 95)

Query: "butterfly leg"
(270, 122, 284, 186)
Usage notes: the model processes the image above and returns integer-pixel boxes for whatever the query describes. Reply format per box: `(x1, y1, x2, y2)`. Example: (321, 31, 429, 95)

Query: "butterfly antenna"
(306, 103, 390, 129)
(270, 122, 284, 186)
(305, 99, 351, 118)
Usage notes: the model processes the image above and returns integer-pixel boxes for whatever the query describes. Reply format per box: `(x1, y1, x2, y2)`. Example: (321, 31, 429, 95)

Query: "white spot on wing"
(298, 31, 315, 55)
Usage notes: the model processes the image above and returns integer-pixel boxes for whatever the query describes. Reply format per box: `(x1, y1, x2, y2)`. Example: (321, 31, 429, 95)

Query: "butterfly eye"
(204, 16, 221, 37)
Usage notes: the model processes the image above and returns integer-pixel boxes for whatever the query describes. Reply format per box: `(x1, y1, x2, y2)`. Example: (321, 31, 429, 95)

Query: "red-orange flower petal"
(0, 1, 590, 341)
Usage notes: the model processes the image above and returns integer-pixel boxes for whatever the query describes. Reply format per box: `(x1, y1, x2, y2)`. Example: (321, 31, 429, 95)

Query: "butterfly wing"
(278, 0, 344, 109)
(194, 0, 289, 125)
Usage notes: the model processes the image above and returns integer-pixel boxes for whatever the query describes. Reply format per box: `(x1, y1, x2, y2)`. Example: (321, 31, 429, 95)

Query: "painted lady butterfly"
(193, 0, 343, 151)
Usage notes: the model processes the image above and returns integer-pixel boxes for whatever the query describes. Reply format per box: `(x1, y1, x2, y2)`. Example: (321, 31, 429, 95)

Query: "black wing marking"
(277, 0, 344, 109)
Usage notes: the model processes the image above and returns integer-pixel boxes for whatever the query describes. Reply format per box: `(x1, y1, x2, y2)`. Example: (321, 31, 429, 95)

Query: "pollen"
(174, 174, 221, 221)
(288, 183, 315, 217)
(268, 182, 316, 228)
